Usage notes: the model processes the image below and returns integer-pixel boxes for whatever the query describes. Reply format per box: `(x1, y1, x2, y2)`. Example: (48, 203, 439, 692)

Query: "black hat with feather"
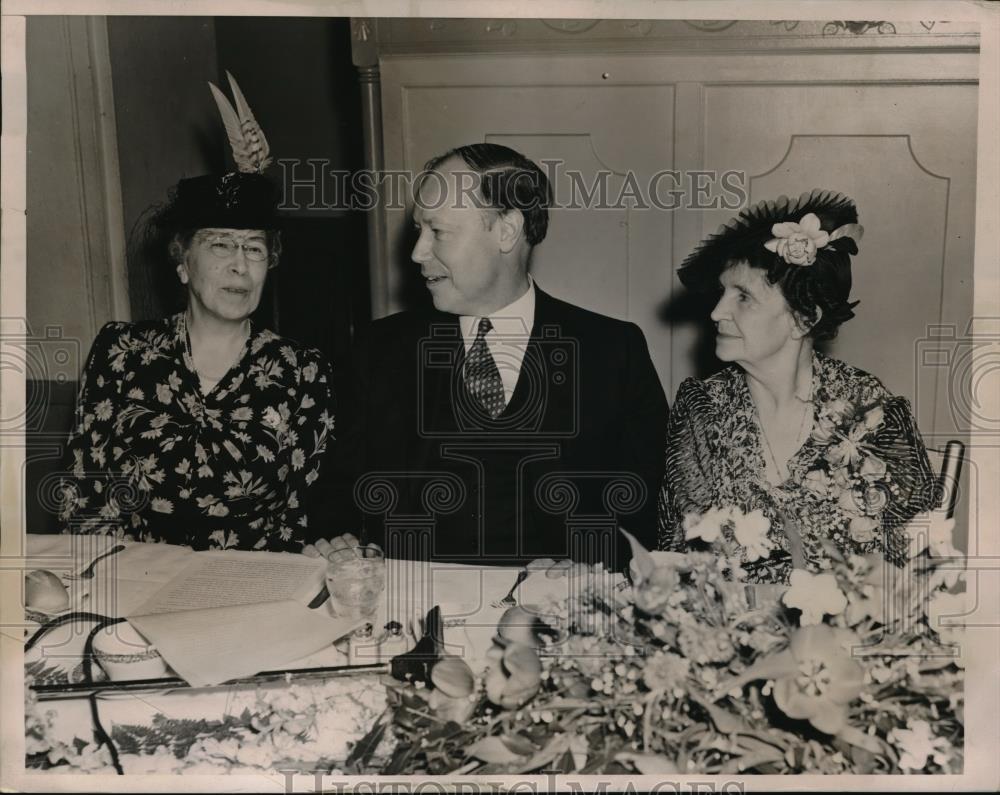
(678, 189, 865, 341)
(161, 72, 279, 232)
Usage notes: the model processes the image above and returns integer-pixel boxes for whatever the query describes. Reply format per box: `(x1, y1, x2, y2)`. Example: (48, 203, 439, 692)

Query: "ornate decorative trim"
(822, 21, 897, 36)
(365, 18, 977, 57)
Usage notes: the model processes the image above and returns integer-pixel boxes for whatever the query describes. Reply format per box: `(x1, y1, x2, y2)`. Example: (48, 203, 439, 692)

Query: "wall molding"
(360, 18, 979, 56)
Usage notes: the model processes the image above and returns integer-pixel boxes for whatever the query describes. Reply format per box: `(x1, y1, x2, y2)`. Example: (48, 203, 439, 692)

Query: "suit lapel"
(505, 287, 563, 423)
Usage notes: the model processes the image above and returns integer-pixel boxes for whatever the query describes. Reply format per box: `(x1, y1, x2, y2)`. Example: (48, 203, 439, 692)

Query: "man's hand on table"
(303, 533, 382, 561)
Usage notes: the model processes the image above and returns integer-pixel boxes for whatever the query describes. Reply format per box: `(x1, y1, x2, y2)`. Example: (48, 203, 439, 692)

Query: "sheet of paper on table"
(130, 549, 326, 615)
(128, 600, 362, 687)
(125, 550, 355, 687)
(86, 543, 198, 616)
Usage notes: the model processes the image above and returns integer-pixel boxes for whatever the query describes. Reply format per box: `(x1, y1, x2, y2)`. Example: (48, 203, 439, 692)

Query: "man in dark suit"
(316, 144, 667, 570)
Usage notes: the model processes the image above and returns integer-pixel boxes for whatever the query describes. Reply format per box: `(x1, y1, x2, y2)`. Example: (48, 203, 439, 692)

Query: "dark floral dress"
(657, 352, 936, 583)
(57, 314, 335, 551)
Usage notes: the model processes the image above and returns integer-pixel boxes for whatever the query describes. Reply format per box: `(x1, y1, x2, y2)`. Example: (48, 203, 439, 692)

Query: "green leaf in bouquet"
(720, 747, 784, 774)
(690, 694, 750, 734)
(578, 744, 626, 774)
(734, 731, 788, 758)
(619, 527, 655, 581)
(839, 737, 877, 773)
(466, 736, 529, 765)
(382, 740, 418, 774)
(344, 710, 389, 771)
(919, 657, 960, 673)
(500, 732, 540, 757)
(715, 647, 797, 698)
(837, 724, 888, 757)
(541, 698, 593, 710)
(615, 752, 679, 774)
(24, 659, 71, 686)
(522, 732, 570, 770)
(554, 747, 577, 773)
(25, 752, 57, 770)
(674, 724, 709, 772)
(429, 720, 465, 740)
(392, 692, 436, 732)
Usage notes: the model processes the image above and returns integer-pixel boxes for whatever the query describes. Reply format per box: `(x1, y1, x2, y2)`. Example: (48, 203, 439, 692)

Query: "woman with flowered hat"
(658, 190, 936, 583)
(57, 74, 335, 551)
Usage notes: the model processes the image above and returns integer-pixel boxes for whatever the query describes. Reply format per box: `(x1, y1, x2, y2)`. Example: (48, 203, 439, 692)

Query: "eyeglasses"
(202, 235, 269, 263)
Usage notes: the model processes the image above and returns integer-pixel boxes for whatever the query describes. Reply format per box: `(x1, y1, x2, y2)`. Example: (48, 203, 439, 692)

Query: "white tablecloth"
(21, 535, 607, 758)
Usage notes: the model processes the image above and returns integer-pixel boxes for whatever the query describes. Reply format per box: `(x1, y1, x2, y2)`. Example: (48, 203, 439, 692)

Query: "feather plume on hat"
(208, 71, 272, 174)
(134, 70, 282, 295)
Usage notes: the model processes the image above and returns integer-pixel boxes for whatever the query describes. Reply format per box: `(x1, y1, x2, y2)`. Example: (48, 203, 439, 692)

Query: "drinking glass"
(325, 545, 385, 623)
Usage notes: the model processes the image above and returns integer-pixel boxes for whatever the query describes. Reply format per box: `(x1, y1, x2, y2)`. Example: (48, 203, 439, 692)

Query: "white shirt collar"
(459, 276, 536, 345)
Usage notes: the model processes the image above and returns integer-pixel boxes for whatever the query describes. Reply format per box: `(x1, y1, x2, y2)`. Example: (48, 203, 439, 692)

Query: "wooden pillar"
(351, 18, 390, 320)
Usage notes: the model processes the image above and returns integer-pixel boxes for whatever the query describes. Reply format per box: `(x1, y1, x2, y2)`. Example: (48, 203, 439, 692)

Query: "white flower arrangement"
(782, 569, 847, 625)
(683, 505, 774, 565)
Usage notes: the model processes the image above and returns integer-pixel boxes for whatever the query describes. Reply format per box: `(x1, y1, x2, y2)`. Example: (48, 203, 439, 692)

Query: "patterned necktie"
(463, 317, 506, 419)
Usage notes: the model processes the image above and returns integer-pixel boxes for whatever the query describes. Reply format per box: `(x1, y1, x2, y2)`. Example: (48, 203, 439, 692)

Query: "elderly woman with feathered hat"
(57, 75, 335, 552)
(658, 191, 937, 583)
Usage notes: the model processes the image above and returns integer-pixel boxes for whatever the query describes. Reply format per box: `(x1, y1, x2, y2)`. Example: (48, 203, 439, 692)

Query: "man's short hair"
(423, 143, 552, 247)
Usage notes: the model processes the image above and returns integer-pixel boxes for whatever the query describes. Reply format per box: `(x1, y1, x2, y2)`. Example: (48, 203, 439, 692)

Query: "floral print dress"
(657, 352, 936, 583)
(57, 314, 335, 551)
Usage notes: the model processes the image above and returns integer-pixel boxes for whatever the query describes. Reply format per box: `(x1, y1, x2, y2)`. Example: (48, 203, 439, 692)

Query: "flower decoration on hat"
(765, 213, 829, 266)
(765, 212, 865, 267)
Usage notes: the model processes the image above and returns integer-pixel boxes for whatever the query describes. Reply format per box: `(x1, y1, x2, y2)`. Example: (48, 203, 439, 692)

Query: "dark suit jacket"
(323, 286, 668, 570)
